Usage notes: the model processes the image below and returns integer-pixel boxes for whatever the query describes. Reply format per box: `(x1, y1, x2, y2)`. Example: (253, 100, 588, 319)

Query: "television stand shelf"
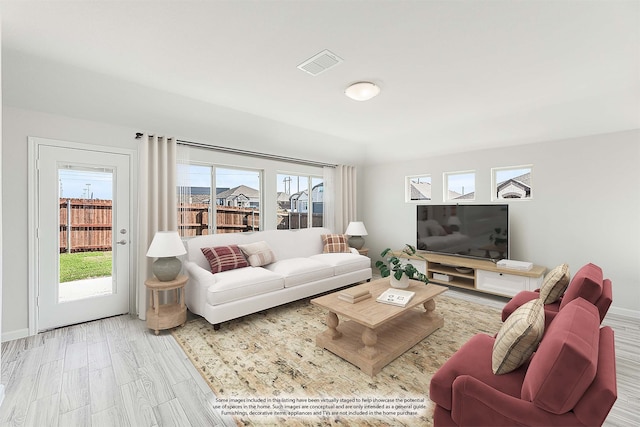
(392, 252, 546, 298)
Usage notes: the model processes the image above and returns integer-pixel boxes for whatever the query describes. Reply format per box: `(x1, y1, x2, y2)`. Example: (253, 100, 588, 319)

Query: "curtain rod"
(135, 133, 336, 168)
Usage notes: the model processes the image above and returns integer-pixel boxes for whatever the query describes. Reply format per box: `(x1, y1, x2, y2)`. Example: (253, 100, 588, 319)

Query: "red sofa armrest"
(501, 290, 539, 321)
(595, 279, 612, 322)
(451, 375, 580, 427)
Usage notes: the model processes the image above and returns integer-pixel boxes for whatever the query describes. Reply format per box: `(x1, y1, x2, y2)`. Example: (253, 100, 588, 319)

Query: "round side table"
(145, 275, 188, 335)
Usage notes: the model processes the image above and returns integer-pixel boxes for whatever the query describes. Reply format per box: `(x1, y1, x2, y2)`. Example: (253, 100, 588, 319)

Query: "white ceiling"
(1, 0, 638, 163)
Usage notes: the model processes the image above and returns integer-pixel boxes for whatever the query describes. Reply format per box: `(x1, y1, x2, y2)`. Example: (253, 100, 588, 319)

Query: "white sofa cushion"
(206, 267, 284, 306)
(265, 258, 334, 288)
(310, 253, 371, 275)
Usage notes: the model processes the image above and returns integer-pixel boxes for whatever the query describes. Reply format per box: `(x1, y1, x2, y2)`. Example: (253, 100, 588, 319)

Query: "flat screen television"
(416, 204, 509, 261)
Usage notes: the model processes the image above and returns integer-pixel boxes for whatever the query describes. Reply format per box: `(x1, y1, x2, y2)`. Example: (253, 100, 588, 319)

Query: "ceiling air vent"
(297, 50, 344, 76)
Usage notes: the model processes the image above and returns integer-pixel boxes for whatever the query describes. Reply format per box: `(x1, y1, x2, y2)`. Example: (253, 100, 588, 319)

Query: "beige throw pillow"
(492, 299, 545, 375)
(238, 241, 276, 267)
(538, 263, 570, 304)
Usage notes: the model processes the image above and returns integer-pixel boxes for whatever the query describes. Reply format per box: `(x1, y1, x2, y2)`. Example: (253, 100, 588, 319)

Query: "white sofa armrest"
(349, 247, 359, 255)
(184, 260, 216, 316)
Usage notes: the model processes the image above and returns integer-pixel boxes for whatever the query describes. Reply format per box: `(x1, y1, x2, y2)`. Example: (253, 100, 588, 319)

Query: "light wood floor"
(0, 290, 637, 426)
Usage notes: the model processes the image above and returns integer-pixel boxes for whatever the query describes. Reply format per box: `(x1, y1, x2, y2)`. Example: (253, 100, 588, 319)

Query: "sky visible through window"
(495, 168, 530, 183)
(447, 172, 475, 195)
(59, 169, 112, 200)
(177, 164, 259, 190)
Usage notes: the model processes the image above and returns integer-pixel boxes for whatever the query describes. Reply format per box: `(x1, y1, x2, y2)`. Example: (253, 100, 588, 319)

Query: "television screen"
(416, 204, 509, 261)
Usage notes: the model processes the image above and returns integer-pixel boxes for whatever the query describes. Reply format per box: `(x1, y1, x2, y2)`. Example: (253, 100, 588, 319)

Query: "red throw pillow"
(201, 245, 249, 273)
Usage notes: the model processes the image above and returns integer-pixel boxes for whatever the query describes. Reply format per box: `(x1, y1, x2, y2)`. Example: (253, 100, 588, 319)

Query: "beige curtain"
(324, 165, 357, 233)
(137, 134, 178, 319)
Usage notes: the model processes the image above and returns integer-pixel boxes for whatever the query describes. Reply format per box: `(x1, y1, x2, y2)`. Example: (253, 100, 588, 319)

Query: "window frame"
(444, 170, 476, 201)
(276, 172, 324, 229)
(405, 174, 432, 203)
(492, 165, 533, 201)
(177, 162, 263, 237)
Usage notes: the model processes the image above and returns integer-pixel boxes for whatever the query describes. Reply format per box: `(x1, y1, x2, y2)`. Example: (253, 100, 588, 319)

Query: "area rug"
(171, 292, 504, 427)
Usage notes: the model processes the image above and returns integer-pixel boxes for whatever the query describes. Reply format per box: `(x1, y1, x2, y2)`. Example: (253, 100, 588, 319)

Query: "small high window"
(444, 171, 475, 201)
(492, 166, 533, 200)
(405, 175, 432, 202)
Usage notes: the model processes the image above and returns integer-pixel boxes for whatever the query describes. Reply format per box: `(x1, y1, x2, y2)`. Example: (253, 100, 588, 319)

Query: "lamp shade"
(146, 231, 186, 257)
(345, 221, 368, 236)
(146, 231, 186, 281)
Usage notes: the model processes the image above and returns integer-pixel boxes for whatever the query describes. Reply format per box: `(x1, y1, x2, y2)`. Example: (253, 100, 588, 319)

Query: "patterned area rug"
(171, 291, 503, 426)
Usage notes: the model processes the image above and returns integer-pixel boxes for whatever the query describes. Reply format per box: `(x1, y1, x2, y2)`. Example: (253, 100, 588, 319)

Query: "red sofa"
(501, 263, 613, 328)
(429, 297, 617, 426)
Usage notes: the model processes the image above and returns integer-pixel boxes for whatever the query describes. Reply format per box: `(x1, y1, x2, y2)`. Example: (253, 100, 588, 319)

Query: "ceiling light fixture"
(344, 81, 380, 101)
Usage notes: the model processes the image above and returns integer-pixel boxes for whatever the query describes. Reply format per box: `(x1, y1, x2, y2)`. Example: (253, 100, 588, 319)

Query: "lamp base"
(348, 236, 365, 250)
(152, 257, 182, 281)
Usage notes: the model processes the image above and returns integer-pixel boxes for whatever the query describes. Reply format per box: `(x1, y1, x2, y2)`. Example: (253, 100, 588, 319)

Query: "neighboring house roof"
(448, 190, 463, 199)
(216, 185, 259, 199)
(496, 172, 531, 198)
(454, 192, 475, 200)
(276, 192, 289, 202)
(410, 182, 431, 200)
(497, 172, 531, 189)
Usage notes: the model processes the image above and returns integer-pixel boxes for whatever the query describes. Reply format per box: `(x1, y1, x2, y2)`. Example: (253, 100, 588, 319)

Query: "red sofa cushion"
(521, 298, 600, 414)
(559, 263, 603, 311)
(429, 333, 526, 411)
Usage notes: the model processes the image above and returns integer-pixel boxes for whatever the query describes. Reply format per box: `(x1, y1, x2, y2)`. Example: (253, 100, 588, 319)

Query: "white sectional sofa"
(184, 227, 372, 328)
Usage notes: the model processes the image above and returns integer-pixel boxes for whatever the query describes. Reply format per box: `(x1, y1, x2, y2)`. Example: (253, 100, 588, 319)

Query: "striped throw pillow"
(321, 234, 350, 253)
(238, 241, 276, 267)
(492, 298, 545, 375)
(538, 263, 570, 304)
(201, 245, 249, 273)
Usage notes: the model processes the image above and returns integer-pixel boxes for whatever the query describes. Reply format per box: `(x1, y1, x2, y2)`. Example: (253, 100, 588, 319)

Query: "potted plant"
(375, 244, 429, 288)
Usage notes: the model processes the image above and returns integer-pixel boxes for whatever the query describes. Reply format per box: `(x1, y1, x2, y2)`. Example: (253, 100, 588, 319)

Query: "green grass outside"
(59, 251, 112, 283)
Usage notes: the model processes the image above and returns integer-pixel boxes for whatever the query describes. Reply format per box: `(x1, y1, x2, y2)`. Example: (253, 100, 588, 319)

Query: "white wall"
(362, 129, 640, 317)
(1, 108, 139, 338)
(1, 106, 358, 339)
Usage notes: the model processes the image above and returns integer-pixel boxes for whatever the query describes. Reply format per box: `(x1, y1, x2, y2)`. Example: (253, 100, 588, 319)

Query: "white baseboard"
(2, 328, 29, 343)
(608, 305, 640, 320)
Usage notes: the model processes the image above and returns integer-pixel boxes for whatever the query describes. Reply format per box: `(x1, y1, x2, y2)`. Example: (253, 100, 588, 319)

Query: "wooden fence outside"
(60, 199, 113, 253)
(60, 199, 322, 252)
(178, 203, 260, 236)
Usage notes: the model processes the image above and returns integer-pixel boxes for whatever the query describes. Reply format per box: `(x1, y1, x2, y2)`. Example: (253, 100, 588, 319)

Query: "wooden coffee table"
(311, 278, 447, 376)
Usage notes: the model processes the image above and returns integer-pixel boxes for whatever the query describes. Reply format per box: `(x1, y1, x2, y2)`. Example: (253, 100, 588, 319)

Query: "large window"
(277, 173, 323, 229)
(178, 164, 261, 236)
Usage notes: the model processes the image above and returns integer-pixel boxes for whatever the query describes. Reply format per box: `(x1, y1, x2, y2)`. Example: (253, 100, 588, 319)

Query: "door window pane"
(58, 167, 113, 302)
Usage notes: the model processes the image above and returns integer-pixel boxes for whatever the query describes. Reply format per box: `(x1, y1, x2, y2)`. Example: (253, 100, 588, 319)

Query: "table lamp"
(146, 231, 187, 281)
(345, 221, 368, 250)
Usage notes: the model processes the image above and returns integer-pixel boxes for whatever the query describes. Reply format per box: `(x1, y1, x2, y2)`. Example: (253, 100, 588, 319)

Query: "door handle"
(117, 239, 128, 245)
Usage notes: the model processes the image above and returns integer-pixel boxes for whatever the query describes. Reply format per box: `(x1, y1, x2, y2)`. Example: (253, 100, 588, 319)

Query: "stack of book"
(338, 287, 372, 303)
(376, 288, 416, 307)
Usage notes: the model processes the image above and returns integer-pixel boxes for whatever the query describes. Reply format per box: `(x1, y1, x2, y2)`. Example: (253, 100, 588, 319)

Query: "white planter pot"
(390, 273, 410, 289)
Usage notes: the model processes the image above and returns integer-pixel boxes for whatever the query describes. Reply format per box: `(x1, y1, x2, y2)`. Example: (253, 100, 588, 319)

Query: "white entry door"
(35, 142, 132, 331)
